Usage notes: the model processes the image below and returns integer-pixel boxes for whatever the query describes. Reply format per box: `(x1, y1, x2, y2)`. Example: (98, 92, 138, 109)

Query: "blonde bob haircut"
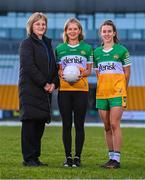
(26, 12, 47, 36)
(63, 18, 84, 43)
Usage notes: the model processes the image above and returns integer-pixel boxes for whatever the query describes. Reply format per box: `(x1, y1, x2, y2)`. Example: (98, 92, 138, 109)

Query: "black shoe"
(63, 157, 73, 167)
(100, 159, 114, 168)
(22, 160, 39, 167)
(106, 160, 120, 169)
(36, 160, 48, 166)
(72, 156, 81, 167)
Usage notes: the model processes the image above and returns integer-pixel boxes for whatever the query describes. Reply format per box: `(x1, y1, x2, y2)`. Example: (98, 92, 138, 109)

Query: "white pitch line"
(0, 121, 145, 128)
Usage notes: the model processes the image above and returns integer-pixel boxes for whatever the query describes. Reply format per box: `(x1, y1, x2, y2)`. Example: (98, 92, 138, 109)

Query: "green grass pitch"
(0, 126, 145, 179)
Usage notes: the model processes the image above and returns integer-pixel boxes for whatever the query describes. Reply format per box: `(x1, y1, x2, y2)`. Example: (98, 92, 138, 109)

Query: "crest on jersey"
(80, 50, 86, 55)
(114, 54, 119, 59)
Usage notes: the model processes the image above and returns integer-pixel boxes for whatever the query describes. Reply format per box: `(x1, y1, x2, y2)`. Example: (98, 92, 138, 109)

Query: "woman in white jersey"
(94, 20, 131, 168)
(55, 18, 93, 167)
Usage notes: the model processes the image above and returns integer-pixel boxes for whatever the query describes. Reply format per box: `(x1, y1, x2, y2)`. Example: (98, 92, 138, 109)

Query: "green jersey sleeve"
(93, 48, 99, 69)
(120, 46, 131, 66)
(86, 45, 93, 63)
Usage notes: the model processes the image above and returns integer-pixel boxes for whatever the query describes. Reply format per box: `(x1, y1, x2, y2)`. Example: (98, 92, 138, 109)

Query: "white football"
(63, 66, 80, 83)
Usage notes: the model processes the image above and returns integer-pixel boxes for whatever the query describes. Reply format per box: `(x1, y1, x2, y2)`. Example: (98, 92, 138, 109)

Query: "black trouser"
(58, 91, 88, 158)
(21, 120, 45, 162)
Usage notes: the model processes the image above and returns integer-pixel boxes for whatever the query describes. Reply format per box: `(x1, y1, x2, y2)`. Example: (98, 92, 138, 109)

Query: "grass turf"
(0, 126, 145, 179)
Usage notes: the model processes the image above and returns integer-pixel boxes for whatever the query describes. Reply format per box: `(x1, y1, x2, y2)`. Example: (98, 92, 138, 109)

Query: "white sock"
(113, 152, 120, 162)
(108, 150, 114, 160)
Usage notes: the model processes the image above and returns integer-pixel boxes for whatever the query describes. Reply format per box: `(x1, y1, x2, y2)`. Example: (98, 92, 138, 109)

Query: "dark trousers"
(21, 120, 45, 162)
(58, 91, 88, 158)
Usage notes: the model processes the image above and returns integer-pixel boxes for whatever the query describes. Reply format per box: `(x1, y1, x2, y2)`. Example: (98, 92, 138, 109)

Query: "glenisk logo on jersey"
(63, 56, 83, 65)
(99, 62, 116, 71)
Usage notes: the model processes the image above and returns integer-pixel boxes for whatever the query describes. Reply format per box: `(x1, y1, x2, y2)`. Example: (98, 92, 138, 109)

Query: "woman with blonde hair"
(55, 18, 93, 167)
(19, 12, 59, 167)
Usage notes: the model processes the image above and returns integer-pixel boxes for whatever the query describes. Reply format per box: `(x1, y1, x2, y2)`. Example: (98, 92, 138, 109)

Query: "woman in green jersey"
(94, 20, 131, 168)
(55, 18, 93, 167)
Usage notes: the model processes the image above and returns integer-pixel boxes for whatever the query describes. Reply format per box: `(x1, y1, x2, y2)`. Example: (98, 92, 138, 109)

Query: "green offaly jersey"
(55, 41, 93, 91)
(94, 43, 131, 99)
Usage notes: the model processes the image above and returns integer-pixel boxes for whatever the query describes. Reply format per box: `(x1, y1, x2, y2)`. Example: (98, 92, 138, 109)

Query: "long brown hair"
(99, 20, 119, 45)
(63, 18, 84, 43)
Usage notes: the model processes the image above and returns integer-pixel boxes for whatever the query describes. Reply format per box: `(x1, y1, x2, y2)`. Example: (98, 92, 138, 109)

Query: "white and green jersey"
(94, 43, 131, 98)
(55, 41, 93, 91)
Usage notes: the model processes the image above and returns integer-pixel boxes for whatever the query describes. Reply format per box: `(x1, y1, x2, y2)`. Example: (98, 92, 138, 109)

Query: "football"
(63, 65, 80, 83)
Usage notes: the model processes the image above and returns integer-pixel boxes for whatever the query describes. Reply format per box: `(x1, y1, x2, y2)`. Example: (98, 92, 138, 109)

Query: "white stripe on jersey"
(123, 63, 131, 67)
(98, 61, 124, 74)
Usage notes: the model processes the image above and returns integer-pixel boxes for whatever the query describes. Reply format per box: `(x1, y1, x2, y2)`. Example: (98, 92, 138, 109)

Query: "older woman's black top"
(19, 33, 59, 122)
